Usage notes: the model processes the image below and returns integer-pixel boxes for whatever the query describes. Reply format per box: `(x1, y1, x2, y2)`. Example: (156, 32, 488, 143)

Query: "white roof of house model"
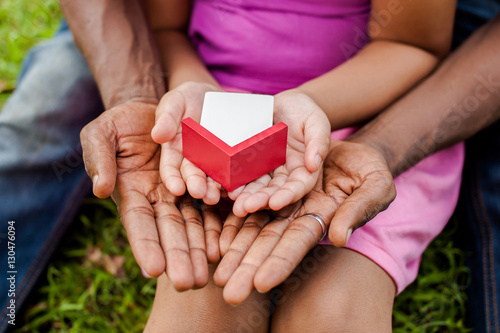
(200, 92, 274, 147)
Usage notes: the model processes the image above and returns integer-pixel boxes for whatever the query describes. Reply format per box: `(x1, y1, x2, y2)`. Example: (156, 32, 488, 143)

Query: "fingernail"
(346, 228, 353, 245)
(140, 267, 151, 278)
(315, 154, 322, 168)
(92, 175, 99, 194)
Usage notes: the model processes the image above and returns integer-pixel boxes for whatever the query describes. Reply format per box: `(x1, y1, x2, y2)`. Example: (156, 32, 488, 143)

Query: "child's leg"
(271, 246, 395, 332)
(145, 265, 271, 333)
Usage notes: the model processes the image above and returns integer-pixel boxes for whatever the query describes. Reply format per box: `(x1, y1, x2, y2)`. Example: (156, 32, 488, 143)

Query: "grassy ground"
(2, 1, 470, 331)
(0, 1, 62, 107)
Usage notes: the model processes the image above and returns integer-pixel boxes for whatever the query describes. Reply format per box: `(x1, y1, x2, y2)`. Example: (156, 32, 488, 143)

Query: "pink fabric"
(221, 87, 465, 294)
(321, 129, 464, 294)
(192, 0, 465, 294)
(189, 0, 370, 95)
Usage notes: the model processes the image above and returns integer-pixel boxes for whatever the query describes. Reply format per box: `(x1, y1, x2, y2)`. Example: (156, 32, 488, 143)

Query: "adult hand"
(214, 140, 396, 304)
(229, 90, 331, 216)
(152, 82, 223, 205)
(81, 100, 222, 290)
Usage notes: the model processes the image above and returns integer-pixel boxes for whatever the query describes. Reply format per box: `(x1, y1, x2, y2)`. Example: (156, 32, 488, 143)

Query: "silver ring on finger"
(301, 213, 327, 242)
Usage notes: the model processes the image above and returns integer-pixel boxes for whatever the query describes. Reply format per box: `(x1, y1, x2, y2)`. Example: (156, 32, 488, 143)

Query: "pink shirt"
(189, 0, 370, 94)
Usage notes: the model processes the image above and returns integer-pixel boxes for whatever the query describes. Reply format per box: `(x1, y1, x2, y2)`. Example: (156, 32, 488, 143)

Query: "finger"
(253, 214, 325, 293)
(303, 114, 331, 173)
(151, 90, 186, 144)
(328, 177, 396, 247)
(241, 173, 286, 214)
(80, 122, 117, 198)
(219, 213, 246, 257)
(232, 174, 272, 217)
(181, 159, 208, 199)
(202, 177, 221, 205)
(213, 211, 271, 287)
(159, 139, 186, 196)
(227, 184, 245, 201)
(200, 202, 222, 264)
(154, 197, 195, 291)
(222, 217, 289, 305)
(179, 196, 209, 288)
(268, 168, 320, 211)
(232, 193, 256, 217)
(115, 188, 165, 278)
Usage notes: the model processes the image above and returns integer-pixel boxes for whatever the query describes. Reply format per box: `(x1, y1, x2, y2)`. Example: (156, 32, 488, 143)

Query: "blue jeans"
(453, 0, 500, 47)
(460, 122, 500, 333)
(0, 24, 103, 331)
(453, 1, 500, 332)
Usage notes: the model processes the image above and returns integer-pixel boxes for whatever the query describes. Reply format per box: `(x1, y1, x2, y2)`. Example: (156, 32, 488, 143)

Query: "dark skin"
(219, 10, 500, 306)
(61, 0, 216, 289)
(144, 140, 397, 332)
(63, 0, 466, 299)
(63, 0, 394, 305)
(147, 0, 456, 305)
(214, 140, 396, 305)
(67, 0, 497, 310)
(61, 0, 164, 109)
(216, 13, 500, 305)
(350, 14, 500, 176)
(63, 0, 330, 293)
(150, 0, 456, 216)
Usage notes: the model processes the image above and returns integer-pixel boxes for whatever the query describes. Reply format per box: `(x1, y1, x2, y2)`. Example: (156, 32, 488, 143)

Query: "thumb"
(151, 90, 186, 144)
(328, 181, 395, 247)
(304, 113, 331, 173)
(80, 121, 117, 198)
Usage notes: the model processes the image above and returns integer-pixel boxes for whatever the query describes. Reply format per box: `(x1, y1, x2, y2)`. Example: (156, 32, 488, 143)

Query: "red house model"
(182, 92, 287, 191)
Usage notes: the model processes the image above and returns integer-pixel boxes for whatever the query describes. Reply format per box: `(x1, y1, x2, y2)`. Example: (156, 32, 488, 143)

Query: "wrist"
(106, 99, 159, 121)
(276, 87, 311, 99)
(105, 66, 165, 109)
(109, 95, 160, 110)
(168, 75, 221, 91)
(274, 88, 319, 109)
(347, 130, 402, 177)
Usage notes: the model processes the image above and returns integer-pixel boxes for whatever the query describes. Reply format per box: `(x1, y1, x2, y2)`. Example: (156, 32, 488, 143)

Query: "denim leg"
(453, 0, 500, 48)
(460, 120, 500, 333)
(0, 31, 103, 331)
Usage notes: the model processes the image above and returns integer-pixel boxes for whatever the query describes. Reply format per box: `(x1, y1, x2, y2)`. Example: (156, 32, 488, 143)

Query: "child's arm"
(230, 0, 457, 215)
(296, 0, 457, 130)
(147, 0, 225, 203)
(147, 0, 220, 90)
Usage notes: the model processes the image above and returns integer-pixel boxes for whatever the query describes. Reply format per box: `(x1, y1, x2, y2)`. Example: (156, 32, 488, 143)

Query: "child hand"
(230, 90, 331, 216)
(152, 81, 223, 205)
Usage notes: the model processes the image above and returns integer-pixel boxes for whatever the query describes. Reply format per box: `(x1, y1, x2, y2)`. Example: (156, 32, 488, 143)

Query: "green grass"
(393, 218, 470, 332)
(2, 1, 470, 331)
(0, 0, 62, 108)
(13, 199, 156, 332)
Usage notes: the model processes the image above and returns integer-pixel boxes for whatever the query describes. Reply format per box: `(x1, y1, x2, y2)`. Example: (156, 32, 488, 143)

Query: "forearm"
(297, 40, 439, 130)
(296, 0, 455, 130)
(349, 15, 500, 176)
(61, 0, 165, 108)
(154, 30, 219, 89)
